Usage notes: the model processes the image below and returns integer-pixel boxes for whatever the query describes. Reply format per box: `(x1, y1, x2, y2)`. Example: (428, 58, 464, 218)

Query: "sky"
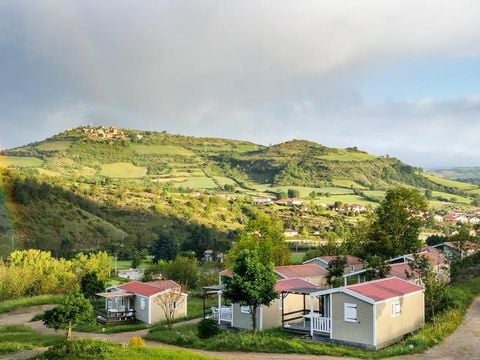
(1, 1, 480, 168)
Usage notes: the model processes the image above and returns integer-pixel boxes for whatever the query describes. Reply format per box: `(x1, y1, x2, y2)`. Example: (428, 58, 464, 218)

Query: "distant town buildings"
(81, 126, 127, 140)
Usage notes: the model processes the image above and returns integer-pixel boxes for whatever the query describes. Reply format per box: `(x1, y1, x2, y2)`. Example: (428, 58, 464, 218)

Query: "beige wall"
(150, 292, 188, 324)
(375, 291, 424, 349)
(133, 295, 149, 323)
(331, 292, 374, 347)
(303, 275, 328, 287)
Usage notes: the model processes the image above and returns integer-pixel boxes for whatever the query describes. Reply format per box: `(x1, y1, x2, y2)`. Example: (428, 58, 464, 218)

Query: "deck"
(95, 309, 136, 324)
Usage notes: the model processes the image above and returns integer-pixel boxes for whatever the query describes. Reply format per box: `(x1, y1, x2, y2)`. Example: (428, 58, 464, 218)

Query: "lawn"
(38, 339, 215, 360)
(422, 173, 476, 191)
(173, 176, 218, 190)
(0, 294, 64, 314)
(131, 144, 196, 157)
(290, 252, 306, 264)
(0, 156, 43, 168)
(0, 325, 63, 355)
(145, 276, 480, 359)
(36, 141, 72, 152)
(100, 163, 147, 178)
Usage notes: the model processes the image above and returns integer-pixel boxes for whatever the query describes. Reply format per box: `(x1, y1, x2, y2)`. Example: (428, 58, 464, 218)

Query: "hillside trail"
(2, 298, 480, 360)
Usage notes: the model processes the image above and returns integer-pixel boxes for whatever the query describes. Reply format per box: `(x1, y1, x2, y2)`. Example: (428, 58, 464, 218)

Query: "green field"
(36, 141, 72, 152)
(319, 151, 376, 161)
(131, 144, 195, 157)
(274, 186, 354, 197)
(173, 176, 218, 189)
(100, 163, 147, 178)
(37, 168, 62, 177)
(363, 190, 386, 201)
(315, 194, 377, 206)
(431, 190, 472, 204)
(423, 173, 477, 191)
(214, 176, 237, 187)
(0, 156, 43, 168)
(332, 179, 367, 189)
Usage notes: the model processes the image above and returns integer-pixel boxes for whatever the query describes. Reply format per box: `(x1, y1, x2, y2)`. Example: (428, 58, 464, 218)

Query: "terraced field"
(36, 141, 72, 152)
(100, 163, 148, 178)
(0, 156, 43, 168)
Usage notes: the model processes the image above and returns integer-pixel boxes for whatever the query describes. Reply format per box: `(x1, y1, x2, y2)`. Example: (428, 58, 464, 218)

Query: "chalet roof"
(346, 277, 423, 302)
(275, 277, 320, 293)
(274, 263, 328, 279)
(117, 280, 180, 297)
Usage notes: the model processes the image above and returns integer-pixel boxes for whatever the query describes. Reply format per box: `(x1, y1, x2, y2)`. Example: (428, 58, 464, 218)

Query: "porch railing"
(212, 306, 232, 323)
(312, 315, 331, 333)
(95, 308, 136, 323)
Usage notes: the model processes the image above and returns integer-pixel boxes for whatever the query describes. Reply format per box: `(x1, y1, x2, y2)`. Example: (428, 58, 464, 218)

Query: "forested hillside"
(0, 126, 479, 256)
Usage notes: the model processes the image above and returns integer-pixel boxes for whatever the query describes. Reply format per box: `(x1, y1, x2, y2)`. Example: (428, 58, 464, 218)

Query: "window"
(391, 301, 401, 317)
(240, 305, 251, 314)
(344, 303, 357, 322)
(140, 297, 146, 310)
(172, 301, 177, 309)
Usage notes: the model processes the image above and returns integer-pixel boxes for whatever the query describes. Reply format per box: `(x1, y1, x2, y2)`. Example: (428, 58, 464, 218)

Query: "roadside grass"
(0, 294, 64, 314)
(100, 163, 147, 178)
(37, 339, 215, 360)
(0, 155, 43, 168)
(146, 276, 480, 359)
(0, 325, 63, 355)
(74, 321, 148, 334)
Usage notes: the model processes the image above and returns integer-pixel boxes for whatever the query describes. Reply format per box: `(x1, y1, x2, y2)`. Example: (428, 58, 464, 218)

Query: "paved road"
(2, 299, 480, 360)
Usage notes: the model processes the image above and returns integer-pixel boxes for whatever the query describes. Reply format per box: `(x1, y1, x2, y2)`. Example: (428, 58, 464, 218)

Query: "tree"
(130, 250, 142, 269)
(326, 256, 347, 287)
(43, 292, 94, 340)
(364, 256, 391, 281)
(227, 213, 290, 266)
(365, 187, 428, 259)
(223, 249, 277, 333)
(287, 188, 300, 199)
(152, 232, 178, 263)
(154, 285, 186, 329)
(163, 256, 199, 290)
(80, 272, 105, 302)
(277, 191, 287, 200)
(424, 189, 433, 200)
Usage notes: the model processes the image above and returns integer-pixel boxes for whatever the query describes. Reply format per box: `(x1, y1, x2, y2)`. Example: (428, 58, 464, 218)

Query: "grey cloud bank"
(1, 0, 480, 168)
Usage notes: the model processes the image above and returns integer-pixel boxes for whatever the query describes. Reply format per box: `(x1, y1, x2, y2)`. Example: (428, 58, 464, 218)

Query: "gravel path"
(2, 299, 480, 360)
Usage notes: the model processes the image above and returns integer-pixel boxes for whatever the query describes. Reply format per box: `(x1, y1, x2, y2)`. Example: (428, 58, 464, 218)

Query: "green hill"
(0, 126, 479, 256)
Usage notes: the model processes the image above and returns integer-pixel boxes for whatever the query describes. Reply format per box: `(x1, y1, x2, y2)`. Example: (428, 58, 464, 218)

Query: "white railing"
(212, 306, 232, 323)
(312, 315, 331, 333)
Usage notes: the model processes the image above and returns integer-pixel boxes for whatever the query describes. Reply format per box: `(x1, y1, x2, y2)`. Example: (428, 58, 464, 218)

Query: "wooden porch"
(95, 291, 136, 324)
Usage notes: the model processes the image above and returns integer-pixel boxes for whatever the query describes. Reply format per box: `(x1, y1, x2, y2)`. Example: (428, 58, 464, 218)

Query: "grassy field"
(363, 190, 386, 201)
(319, 151, 376, 162)
(0, 156, 43, 168)
(422, 173, 477, 191)
(36, 141, 72, 152)
(0, 325, 63, 355)
(131, 144, 196, 157)
(290, 252, 306, 264)
(173, 176, 218, 190)
(36, 168, 62, 177)
(332, 179, 367, 189)
(274, 186, 354, 197)
(315, 194, 378, 207)
(213, 176, 237, 187)
(431, 190, 472, 204)
(100, 163, 147, 178)
(0, 295, 64, 314)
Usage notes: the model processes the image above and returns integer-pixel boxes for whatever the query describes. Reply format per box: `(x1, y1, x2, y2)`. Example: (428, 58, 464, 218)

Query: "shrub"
(40, 340, 109, 360)
(129, 336, 146, 347)
(197, 319, 220, 339)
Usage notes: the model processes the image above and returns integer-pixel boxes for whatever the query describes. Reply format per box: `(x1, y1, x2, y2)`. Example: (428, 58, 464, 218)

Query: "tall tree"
(365, 187, 428, 259)
(152, 231, 178, 263)
(80, 272, 105, 302)
(364, 255, 391, 281)
(43, 292, 93, 340)
(326, 256, 347, 287)
(223, 249, 277, 333)
(163, 256, 199, 290)
(227, 213, 290, 266)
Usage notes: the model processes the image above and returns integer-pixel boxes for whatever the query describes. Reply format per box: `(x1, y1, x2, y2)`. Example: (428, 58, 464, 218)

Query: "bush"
(197, 319, 220, 339)
(129, 336, 145, 347)
(40, 340, 109, 360)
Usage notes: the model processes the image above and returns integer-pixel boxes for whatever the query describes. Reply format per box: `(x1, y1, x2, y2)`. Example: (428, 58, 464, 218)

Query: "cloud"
(0, 0, 480, 167)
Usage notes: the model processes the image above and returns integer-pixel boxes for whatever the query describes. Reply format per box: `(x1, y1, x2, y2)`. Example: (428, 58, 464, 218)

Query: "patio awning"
(95, 291, 135, 299)
(202, 284, 223, 295)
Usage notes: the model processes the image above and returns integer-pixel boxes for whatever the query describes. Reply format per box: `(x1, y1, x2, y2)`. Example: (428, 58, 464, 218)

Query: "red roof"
(346, 277, 423, 302)
(219, 269, 232, 277)
(389, 263, 417, 280)
(417, 246, 446, 266)
(117, 280, 180, 297)
(275, 277, 319, 292)
(274, 263, 328, 279)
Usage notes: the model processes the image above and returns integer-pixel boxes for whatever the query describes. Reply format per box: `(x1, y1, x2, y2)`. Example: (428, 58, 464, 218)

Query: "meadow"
(0, 156, 43, 168)
(36, 141, 72, 152)
(100, 163, 148, 178)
